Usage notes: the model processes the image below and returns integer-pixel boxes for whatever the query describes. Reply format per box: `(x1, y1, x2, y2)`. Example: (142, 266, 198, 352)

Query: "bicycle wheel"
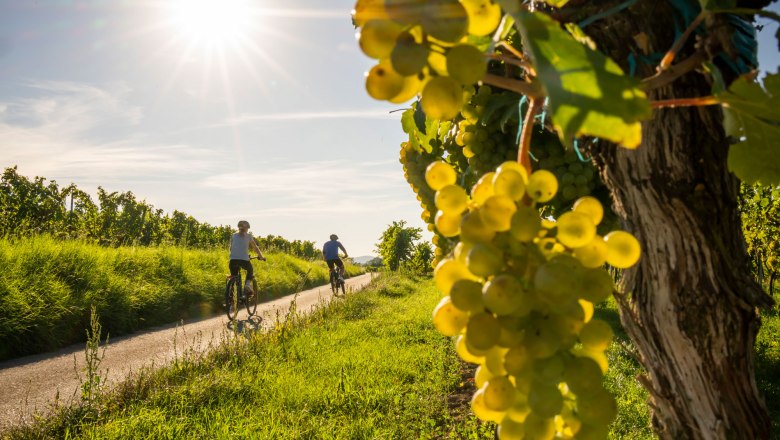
(330, 273, 337, 294)
(225, 278, 239, 321)
(340, 279, 346, 295)
(245, 278, 258, 316)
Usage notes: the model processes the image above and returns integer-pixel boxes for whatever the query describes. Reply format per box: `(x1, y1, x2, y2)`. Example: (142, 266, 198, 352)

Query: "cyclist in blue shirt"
(229, 220, 265, 294)
(323, 234, 348, 281)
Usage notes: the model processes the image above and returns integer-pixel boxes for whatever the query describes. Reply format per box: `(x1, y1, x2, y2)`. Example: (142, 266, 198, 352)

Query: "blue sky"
(0, 0, 778, 256)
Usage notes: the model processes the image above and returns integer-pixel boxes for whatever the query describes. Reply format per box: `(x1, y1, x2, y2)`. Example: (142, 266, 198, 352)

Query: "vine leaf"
(513, 11, 652, 149)
(717, 72, 780, 185)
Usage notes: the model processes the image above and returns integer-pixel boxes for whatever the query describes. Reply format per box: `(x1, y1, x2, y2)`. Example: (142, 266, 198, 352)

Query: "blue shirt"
(323, 240, 344, 260)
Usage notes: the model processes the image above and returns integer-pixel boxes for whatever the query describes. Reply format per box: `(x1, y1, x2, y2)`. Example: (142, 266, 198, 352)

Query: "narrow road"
(0, 273, 375, 430)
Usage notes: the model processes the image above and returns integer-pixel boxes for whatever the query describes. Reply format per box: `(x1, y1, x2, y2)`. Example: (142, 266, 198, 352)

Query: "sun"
(168, 0, 253, 47)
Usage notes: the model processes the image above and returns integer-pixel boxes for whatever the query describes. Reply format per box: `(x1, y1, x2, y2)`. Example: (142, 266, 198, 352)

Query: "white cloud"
(213, 108, 400, 128)
(203, 159, 412, 216)
(0, 80, 217, 180)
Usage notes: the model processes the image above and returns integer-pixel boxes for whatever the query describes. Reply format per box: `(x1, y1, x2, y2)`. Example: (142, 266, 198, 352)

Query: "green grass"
(4, 273, 493, 439)
(3, 273, 778, 439)
(0, 235, 364, 361)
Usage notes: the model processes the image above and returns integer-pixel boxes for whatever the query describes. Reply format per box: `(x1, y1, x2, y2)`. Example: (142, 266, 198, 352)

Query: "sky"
(0, 1, 778, 257)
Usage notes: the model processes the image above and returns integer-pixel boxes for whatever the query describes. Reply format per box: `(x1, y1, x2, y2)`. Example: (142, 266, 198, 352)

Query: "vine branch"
(659, 11, 707, 71)
(482, 73, 543, 98)
(518, 98, 541, 175)
(641, 50, 707, 91)
(650, 96, 719, 108)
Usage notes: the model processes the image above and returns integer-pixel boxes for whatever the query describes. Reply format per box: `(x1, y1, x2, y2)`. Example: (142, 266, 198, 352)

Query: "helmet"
(238, 220, 250, 228)
(330, 234, 338, 240)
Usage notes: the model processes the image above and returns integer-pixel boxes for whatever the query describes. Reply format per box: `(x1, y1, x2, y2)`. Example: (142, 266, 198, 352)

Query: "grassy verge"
(0, 235, 363, 361)
(3, 273, 777, 439)
(3, 273, 493, 439)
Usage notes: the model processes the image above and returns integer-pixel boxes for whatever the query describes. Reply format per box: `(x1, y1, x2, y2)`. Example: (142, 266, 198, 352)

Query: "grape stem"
(495, 41, 536, 76)
(650, 96, 720, 108)
(641, 50, 707, 91)
(481, 73, 543, 98)
(658, 11, 707, 71)
(486, 53, 534, 73)
(517, 98, 541, 175)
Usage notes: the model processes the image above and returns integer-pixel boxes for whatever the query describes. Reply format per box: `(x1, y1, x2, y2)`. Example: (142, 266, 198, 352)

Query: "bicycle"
(329, 266, 346, 296)
(225, 256, 265, 321)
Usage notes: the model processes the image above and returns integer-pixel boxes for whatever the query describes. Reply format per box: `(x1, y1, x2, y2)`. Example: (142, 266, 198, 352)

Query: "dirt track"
(0, 273, 375, 429)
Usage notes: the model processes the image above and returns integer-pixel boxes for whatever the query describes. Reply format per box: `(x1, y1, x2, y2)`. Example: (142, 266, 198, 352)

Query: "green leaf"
(513, 11, 652, 148)
(541, 0, 570, 6)
(717, 72, 780, 185)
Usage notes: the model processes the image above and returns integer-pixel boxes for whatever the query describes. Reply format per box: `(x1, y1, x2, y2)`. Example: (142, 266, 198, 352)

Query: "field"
(0, 236, 363, 361)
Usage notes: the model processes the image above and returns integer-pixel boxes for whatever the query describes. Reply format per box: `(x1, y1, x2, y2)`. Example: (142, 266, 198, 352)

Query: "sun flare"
(168, 0, 253, 47)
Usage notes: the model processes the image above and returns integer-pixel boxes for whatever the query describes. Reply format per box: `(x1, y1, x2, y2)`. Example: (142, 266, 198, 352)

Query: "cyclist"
(323, 234, 348, 281)
(229, 220, 265, 295)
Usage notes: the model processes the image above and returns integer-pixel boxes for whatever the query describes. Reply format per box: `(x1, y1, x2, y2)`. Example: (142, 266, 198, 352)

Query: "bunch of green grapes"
(353, 0, 502, 118)
(424, 160, 641, 439)
(455, 85, 520, 179)
(530, 134, 608, 216)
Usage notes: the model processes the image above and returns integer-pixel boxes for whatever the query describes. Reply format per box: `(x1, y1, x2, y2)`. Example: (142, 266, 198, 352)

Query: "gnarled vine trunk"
(579, 3, 774, 438)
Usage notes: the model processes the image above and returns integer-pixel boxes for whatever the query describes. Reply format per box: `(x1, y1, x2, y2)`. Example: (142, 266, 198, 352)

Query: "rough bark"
(570, 2, 774, 438)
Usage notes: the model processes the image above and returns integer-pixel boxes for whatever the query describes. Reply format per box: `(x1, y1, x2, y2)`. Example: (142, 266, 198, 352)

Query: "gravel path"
(0, 273, 375, 429)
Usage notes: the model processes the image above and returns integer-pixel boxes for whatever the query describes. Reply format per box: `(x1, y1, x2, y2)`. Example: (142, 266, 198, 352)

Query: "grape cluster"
(532, 141, 599, 202)
(425, 160, 641, 439)
(455, 85, 520, 179)
(353, 0, 502, 118)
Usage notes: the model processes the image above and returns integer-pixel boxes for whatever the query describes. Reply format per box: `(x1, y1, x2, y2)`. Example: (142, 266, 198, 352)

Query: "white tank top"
(229, 233, 253, 260)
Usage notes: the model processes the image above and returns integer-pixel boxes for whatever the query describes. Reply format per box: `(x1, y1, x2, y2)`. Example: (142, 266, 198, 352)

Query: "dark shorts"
(229, 259, 254, 280)
(326, 258, 344, 270)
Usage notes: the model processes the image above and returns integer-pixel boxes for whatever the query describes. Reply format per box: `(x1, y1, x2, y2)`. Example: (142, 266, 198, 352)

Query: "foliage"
(740, 183, 780, 282)
(402, 241, 435, 275)
(0, 166, 319, 258)
(375, 220, 423, 271)
(0, 235, 363, 360)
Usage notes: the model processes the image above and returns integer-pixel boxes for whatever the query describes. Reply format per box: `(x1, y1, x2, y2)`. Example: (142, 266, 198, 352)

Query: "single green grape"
(579, 319, 613, 351)
(493, 168, 526, 201)
(484, 375, 516, 412)
(460, 209, 497, 244)
(433, 257, 473, 294)
(462, 0, 502, 36)
(365, 62, 405, 100)
(425, 161, 457, 190)
(526, 170, 558, 203)
(573, 235, 608, 268)
(510, 206, 542, 242)
(475, 364, 495, 388)
(446, 44, 487, 85)
(467, 242, 503, 277)
(352, 0, 388, 26)
(578, 267, 613, 303)
(421, 0, 468, 43)
(482, 273, 525, 315)
(432, 296, 468, 336)
(572, 196, 604, 225)
(421, 76, 463, 120)
(470, 171, 495, 205)
(527, 381, 563, 419)
(562, 356, 603, 396)
(604, 230, 641, 268)
(522, 412, 556, 440)
(391, 32, 428, 76)
(480, 195, 516, 232)
(503, 344, 531, 377)
(388, 72, 422, 103)
(455, 334, 484, 363)
(498, 417, 525, 440)
(471, 388, 506, 423)
(435, 184, 468, 214)
(358, 19, 403, 59)
(435, 210, 461, 237)
(466, 312, 501, 350)
(556, 211, 596, 249)
(450, 279, 484, 313)
(576, 389, 617, 426)
(485, 346, 509, 376)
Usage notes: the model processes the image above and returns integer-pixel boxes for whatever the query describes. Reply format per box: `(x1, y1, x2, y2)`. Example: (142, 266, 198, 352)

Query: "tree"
(403, 241, 435, 275)
(352, 0, 778, 437)
(375, 220, 423, 271)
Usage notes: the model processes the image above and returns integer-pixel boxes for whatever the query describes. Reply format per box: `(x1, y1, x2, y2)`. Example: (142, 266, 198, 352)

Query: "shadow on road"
(226, 315, 264, 335)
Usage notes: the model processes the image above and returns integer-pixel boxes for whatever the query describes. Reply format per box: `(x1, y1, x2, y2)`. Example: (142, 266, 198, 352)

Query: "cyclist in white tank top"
(229, 220, 265, 293)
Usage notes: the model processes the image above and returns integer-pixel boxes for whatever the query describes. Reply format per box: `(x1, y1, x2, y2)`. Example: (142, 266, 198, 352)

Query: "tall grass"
(0, 235, 363, 361)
